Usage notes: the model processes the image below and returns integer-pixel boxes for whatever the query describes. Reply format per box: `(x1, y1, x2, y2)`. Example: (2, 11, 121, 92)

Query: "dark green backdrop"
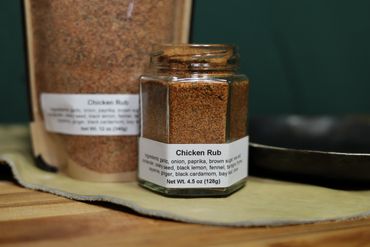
(1, 0, 370, 123)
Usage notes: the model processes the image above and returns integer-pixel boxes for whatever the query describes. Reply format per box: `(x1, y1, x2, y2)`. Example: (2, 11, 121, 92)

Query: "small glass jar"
(139, 44, 249, 197)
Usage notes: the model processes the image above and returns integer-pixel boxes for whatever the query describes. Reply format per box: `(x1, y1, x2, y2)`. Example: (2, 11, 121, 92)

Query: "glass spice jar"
(139, 44, 249, 197)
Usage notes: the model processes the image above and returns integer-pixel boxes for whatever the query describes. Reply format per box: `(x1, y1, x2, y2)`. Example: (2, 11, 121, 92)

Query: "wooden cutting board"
(1, 165, 370, 247)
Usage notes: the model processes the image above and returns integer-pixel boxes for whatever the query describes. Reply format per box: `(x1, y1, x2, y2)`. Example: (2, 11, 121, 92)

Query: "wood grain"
(1, 165, 370, 246)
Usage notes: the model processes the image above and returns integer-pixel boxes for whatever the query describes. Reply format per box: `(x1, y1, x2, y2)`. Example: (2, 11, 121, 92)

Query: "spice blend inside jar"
(25, 0, 191, 182)
(139, 44, 249, 197)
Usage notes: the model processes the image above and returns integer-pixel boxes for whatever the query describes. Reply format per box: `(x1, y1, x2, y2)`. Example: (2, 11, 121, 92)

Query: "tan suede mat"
(1, 125, 370, 227)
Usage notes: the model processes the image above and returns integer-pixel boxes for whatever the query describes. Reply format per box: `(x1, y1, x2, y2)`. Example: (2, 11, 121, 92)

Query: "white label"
(138, 137, 249, 188)
(41, 93, 139, 136)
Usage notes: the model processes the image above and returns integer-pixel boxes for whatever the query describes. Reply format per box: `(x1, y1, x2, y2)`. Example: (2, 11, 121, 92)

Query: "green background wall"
(1, 0, 370, 123)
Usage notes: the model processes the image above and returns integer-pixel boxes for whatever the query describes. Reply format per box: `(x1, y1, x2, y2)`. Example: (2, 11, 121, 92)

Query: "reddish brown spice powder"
(142, 80, 249, 144)
(169, 81, 230, 143)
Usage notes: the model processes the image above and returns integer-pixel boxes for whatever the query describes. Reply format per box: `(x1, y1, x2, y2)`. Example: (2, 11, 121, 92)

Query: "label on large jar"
(41, 93, 139, 136)
(138, 137, 249, 188)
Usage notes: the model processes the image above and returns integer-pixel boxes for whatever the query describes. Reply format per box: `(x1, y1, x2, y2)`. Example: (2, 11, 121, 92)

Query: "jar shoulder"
(140, 73, 249, 84)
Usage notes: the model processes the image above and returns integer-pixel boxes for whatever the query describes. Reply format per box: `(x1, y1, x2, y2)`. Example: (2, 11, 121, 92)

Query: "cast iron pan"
(249, 115, 370, 188)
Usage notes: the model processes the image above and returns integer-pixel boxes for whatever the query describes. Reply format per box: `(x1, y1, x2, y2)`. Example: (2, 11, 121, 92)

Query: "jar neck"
(149, 44, 240, 75)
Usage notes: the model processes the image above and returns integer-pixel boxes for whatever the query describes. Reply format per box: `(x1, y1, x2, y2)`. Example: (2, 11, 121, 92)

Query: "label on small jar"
(138, 137, 249, 188)
(41, 93, 139, 135)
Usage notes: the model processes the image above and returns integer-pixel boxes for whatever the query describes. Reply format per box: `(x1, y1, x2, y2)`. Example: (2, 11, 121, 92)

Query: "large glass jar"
(139, 44, 249, 197)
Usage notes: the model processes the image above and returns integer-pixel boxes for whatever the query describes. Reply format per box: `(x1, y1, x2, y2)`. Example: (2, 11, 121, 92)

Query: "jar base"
(138, 179, 247, 198)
